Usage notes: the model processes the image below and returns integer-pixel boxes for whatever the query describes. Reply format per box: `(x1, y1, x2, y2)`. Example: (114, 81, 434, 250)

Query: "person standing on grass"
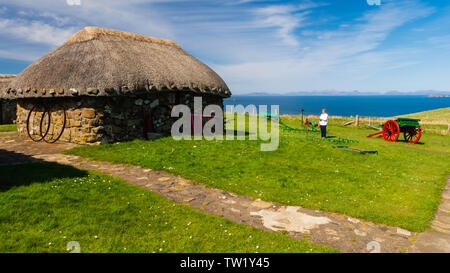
(319, 109, 328, 138)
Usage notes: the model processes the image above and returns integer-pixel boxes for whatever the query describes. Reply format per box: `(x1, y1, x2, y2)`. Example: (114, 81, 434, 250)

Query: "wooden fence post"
(301, 109, 304, 124)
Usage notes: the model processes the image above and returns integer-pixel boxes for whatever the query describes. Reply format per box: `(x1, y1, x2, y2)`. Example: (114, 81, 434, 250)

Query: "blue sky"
(0, 0, 449, 94)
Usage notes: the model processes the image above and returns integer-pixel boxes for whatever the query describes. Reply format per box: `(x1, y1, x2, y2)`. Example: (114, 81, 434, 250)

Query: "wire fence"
(344, 115, 450, 135)
(224, 110, 449, 135)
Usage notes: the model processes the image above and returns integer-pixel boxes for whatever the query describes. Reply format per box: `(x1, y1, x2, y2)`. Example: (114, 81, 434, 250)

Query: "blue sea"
(224, 96, 450, 117)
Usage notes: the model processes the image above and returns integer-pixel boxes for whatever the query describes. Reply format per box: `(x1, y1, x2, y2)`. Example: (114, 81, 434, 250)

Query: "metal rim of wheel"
(26, 104, 50, 142)
(43, 108, 67, 144)
(26, 104, 66, 143)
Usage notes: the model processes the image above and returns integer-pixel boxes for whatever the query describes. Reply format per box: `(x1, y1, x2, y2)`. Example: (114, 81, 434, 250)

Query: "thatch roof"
(0, 74, 16, 99)
(5, 27, 231, 99)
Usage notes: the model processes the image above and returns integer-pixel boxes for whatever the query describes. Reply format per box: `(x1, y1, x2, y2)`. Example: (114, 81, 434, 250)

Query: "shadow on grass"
(0, 149, 44, 166)
(152, 131, 254, 139)
(394, 140, 425, 145)
(144, 130, 254, 142)
(225, 130, 253, 136)
(0, 158, 88, 192)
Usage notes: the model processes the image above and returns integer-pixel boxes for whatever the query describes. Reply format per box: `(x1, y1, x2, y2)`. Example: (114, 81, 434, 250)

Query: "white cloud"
(0, 0, 445, 92)
(0, 48, 44, 62)
(213, 0, 437, 93)
(233, 0, 266, 4)
(66, 0, 82, 6)
(0, 0, 175, 61)
(427, 34, 450, 49)
(0, 18, 75, 46)
(0, 0, 174, 38)
(253, 5, 310, 47)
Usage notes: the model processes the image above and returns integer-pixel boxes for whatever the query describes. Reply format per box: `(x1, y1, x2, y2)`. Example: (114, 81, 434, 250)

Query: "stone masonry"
(0, 99, 16, 124)
(16, 92, 224, 145)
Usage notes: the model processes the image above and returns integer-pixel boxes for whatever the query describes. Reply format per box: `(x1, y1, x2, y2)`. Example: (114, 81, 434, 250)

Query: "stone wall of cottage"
(16, 92, 224, 145)
(0, 99, 17, 124)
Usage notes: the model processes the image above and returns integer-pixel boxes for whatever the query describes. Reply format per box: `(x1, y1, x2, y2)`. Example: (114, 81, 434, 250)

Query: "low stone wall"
(16, 92, 224, 144)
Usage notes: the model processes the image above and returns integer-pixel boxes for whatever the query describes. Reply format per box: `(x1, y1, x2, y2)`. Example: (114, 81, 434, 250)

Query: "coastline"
(224, 96, 450, 117)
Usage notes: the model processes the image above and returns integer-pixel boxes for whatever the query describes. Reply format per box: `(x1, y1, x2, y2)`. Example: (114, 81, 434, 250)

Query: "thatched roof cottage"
(0, 74, 17, 124)
(4, 27, 231, 144)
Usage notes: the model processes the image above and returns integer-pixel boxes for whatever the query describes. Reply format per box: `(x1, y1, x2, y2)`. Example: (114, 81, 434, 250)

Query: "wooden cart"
(366, 118, 422, 144)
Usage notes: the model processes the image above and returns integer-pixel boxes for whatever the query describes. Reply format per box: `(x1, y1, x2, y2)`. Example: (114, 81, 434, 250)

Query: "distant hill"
(236, 90, 450, 96)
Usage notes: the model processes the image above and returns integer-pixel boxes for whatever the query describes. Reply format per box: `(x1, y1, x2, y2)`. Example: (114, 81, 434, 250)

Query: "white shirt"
(319, 113, 328, 126)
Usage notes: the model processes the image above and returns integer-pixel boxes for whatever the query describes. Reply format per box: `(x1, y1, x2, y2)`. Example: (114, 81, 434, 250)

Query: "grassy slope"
(398, 107, 450, 123)
(0, 124, 17, 132)
(0, 162, 335, 253)
(66, 115, 450, 232)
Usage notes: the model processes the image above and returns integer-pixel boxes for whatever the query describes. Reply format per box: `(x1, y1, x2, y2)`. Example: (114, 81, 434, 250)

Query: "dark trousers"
(320, 125, 327, 138)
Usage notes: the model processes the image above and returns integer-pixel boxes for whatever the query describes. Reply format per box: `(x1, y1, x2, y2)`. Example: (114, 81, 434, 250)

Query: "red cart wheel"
(404, 127, 422, 144)
(383, 120, 400, 142)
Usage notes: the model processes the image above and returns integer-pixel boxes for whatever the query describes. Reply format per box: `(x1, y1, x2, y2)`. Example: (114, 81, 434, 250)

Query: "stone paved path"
(1, 131, 447, 253)
(409, 177, 450, 253)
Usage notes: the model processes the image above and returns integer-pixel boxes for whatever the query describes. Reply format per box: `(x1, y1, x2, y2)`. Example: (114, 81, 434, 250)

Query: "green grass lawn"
(0, 124, 17, 132)
(65, 114, 450, 232)
(0, 162, 335, 253)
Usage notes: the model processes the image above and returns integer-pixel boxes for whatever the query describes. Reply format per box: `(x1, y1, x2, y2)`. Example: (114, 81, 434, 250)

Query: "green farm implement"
(366, 118, 422, 144)
(261, 112, 320, 133)
(333, 146, 378, 155)
(304, 118, 318, 128)
(306, 135, 359, 144)
(261, 112, 278, 121)
(279, 121, 320, 133)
